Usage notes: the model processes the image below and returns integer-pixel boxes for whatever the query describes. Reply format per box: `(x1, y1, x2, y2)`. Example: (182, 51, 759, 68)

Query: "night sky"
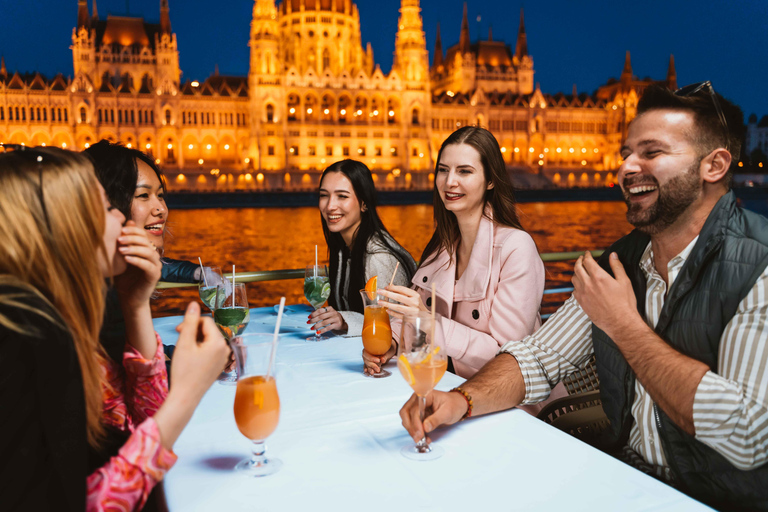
(2, 0, 766, 119)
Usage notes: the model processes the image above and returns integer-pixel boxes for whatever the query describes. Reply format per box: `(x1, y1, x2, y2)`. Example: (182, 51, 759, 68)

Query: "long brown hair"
(419, 126, 524, 267)
(0, 147, 108, 447)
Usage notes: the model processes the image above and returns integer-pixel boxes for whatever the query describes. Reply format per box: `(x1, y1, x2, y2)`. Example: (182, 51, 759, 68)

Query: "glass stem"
(249, 439, 267, 468)
(415, 394, 431, 453)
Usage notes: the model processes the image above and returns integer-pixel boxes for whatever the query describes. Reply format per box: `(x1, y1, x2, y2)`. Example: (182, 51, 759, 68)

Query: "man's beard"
(623, 160, 702, 235)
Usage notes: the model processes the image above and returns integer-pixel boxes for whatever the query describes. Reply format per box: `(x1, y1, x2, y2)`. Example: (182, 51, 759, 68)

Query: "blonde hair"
(0, 147, 108, 447)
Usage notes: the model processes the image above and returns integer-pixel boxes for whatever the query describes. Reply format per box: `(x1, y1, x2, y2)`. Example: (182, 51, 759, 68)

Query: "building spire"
(459, 3, 470, 54)
(0, 56, 6, 77)
(160, 0, 171, 34)
(91, 0, 99, 21)
(514, 8, 528, 59)
(621, 50, 632, 80)
(488, 24, 493, 42)
(77, 0, 90, 29)
(433, 22, 443, 68)
(666, 54, 677, 90)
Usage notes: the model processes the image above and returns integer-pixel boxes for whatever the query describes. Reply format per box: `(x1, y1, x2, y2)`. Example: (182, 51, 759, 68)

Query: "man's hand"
(399, 390, 468, 443)
(572, 251, 639, 337)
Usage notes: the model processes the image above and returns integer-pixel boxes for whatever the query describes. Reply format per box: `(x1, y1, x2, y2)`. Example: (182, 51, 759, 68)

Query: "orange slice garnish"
(422, 345, 440, 364)
(365, 275, 378, 293)
(398, 354, 415, 386)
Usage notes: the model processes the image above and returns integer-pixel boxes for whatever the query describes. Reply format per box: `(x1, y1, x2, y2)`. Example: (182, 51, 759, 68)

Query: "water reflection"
(153, 201, 633, 317)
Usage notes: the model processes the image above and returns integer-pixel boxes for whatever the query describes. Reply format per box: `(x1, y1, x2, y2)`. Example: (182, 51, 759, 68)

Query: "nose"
(618, 154, 641, 182)
(151, 197, 167, 216)
(445, 169, 459, 187)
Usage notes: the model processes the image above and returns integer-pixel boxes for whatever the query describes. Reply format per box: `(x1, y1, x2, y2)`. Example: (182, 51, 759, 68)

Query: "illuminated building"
(0, 0, 676, 189)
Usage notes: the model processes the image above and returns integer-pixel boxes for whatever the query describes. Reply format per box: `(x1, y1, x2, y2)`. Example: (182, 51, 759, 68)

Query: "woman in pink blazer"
(368, 126, 567, 409)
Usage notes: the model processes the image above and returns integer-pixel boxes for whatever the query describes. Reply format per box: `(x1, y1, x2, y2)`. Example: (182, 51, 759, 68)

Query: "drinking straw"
(431, 283, 436, 346)
(198, 257, 208, 286)
(232, 264, 236, 289)
(314, 244, 318, 279)
(388, 261, 400, 287)
(267, 297, 285, 379)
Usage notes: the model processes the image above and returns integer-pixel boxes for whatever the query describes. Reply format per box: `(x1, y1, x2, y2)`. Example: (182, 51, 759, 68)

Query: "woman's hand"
(155, 302, 231, 450)
(363, 341, 397, 375)
(377, 285, 429, 319)
(308, 305, 347, 335)
(114, 221, 162, 309)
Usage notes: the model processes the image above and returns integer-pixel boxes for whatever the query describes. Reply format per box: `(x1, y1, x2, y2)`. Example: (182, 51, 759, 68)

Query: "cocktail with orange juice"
(359, 276, 393, 378)
(398, 312, 447, 460)
(231, 333, 283, 476)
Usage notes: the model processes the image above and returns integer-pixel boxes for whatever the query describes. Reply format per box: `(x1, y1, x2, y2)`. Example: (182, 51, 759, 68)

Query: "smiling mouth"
(145, 223, 164, 233)
(327, 214, 342, 222)
(626, 185, 658, 199)
(445, 192, 464, 201)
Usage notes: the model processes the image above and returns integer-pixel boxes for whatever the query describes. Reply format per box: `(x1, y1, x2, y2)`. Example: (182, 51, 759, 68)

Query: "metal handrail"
(155, 250, 604, 290)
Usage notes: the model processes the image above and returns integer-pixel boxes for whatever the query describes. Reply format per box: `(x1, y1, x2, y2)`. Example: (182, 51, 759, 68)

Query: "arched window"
(80, 107, 87, 123)
(411, 107, 419, 126)
(266, 104, 274, 123)
(322, 48, 331, 70)
(165, 109, 172, 125)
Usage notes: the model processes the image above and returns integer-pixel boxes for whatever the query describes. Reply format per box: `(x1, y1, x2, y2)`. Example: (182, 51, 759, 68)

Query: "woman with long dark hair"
(309, 159, 416, 337)
(375, 127, 556, 389)
(0, 146, 228, 510)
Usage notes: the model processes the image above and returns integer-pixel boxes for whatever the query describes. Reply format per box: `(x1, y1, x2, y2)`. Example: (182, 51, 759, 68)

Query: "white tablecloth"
(153, 305, 712, 512)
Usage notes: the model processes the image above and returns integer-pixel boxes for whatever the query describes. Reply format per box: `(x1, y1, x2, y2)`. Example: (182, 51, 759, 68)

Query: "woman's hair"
(419, 126, 524, 267)
(0, 147, 107, 447)
(85, 139, 165, 220)
(319, 159, 416, 313)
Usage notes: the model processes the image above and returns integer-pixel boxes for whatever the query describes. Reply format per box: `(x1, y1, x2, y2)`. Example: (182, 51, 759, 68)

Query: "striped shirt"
(502, 238, 768, 475)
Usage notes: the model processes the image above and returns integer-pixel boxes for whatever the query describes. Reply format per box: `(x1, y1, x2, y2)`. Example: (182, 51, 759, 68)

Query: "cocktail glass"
(359, 289, 393, 378)
(214, 282, 250, 384)
(397, 312, 447, 460)
(304, 264, 331, 341)
(198, 265, 224, 312)
(232, 333, 282, 476)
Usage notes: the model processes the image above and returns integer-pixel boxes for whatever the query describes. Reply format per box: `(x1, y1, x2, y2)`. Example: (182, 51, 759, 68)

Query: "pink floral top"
(86, 334, 177, 511)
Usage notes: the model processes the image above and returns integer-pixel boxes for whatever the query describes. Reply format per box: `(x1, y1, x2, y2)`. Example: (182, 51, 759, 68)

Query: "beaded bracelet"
(450, 386, 473, 420)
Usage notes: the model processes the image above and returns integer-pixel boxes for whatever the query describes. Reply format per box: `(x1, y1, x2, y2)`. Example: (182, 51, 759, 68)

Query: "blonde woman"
(0, 146, 229, 511)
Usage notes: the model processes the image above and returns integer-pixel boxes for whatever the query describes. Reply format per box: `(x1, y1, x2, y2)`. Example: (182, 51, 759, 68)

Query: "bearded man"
(399, 83, 768, 511)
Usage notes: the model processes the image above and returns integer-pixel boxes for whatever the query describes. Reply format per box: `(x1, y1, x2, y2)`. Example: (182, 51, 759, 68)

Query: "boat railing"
(156, 250, 604, 299)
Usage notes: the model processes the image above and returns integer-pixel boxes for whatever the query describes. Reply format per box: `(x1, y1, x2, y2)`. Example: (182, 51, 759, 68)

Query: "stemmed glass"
(214, 282, 250, 384)
(359, 289, 393, 378)
(232, 333, 282, 476)
(397, 312, 447, 460)
(304, 264, 331, 341)
(198, 265, 224, 312)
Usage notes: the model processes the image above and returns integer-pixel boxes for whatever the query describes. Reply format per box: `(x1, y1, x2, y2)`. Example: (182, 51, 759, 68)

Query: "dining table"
(152, 304, 713, 512)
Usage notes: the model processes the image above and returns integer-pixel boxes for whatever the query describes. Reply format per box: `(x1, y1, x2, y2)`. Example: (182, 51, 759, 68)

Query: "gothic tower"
(248, 0, 284, 170)
(393, 0, 429, 83)
(514, 8, 533, 94)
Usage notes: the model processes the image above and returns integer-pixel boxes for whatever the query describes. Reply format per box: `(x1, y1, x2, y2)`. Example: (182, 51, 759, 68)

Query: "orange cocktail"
(231, 333, 283, 476)
(360, 288, 394, 378)
(397, 354, 448, 397)
(234, 375, 280, 441)
(362, 306, 392, 355)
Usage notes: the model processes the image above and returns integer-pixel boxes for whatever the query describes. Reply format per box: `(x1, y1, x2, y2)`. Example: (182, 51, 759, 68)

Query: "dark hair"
(419, 126, 524, 267)
(319, 159, 416, 313)
(84, 139, 166, 219)
(636, 84, 745, 188)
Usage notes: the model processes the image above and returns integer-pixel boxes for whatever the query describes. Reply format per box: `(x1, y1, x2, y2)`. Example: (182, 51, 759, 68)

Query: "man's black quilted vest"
(592, 192, 768, 511)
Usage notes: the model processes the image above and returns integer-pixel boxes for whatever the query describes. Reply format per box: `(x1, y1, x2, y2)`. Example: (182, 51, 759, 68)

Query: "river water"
(151, 200, 635, 317)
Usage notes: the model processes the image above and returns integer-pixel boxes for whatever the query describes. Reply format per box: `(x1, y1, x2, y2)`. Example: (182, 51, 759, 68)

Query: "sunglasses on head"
(674, 81, 730, 152)
(1, 143, 51, 230)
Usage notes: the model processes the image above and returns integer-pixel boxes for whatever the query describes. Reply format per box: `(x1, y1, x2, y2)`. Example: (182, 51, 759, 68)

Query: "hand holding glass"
(397, 312, 447, 460)
(214, 282, 250, 383)
(304, 264, 331, 340)
(360, 289, 393, 378)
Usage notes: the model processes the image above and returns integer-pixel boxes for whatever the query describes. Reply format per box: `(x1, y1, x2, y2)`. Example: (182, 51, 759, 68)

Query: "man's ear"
(701, 148, 732, 184)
